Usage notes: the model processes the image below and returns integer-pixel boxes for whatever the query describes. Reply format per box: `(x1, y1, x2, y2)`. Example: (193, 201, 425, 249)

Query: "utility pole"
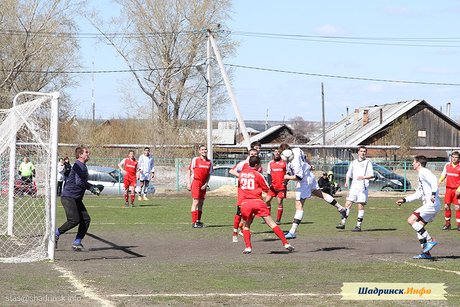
(321, 83, 326, 163)
(206, 30, 213, 161)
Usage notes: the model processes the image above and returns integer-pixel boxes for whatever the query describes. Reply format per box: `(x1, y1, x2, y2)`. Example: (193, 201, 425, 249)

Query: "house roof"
(238, 124, 292, 147)
(308, 99, 460, 146)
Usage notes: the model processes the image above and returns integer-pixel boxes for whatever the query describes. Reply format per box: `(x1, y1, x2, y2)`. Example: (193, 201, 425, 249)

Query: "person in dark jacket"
(55, 146, 102, 251)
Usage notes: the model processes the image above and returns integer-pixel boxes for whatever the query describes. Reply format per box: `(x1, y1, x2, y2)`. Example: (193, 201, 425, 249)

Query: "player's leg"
(73, 200, 91, 251)
(443, 203, 451, 230)
(311, 188, 346, 213)
(233, 206, 242, 242)
(240, 205, 254, 253)
(276, 194, 284, 225)
(196, 198, 205, 226)
(455, 204, 460, 231)
(142, 179, 150, 200)
(352, 203, 365, 232)
(138, 179, 144, 201)
(191, 198, 200, 227)
(129, 180, 136, 206)
(336, 200, 352, 229)
(285, 197, 305, 239)
(409, 209, 437, 259)
(56, 197, 81, 239)
(123, 178, 130, 207)
(262, 215, 294, 251)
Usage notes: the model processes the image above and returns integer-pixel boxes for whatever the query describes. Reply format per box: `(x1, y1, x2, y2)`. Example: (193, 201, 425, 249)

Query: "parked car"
(1, 178, 37, 196)
(207, 165, 237, 190)
(86, 166, 155, 195)
(330, 162, 412, 192)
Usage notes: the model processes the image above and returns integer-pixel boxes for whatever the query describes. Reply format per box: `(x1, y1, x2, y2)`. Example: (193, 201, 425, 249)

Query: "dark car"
(330, 162, 412, 192)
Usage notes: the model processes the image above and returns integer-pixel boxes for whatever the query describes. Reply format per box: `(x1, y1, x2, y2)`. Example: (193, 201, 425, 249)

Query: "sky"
(70, 0, 460, 123)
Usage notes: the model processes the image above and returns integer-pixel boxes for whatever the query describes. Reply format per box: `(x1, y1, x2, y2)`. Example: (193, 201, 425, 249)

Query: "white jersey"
(406, 167, 440, 210)
(347, 159, 374, 190)
(287, 147, 311, 182)
(138, 154, 155, 175)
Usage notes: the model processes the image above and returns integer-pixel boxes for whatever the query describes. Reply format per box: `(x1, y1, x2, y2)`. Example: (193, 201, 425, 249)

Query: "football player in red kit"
(118, 150, 139, 207)
(266, 149, 288, 225)
(186, 145, 213, 228)
(438, 151, 460, 231)
(238, 156, 294, 254)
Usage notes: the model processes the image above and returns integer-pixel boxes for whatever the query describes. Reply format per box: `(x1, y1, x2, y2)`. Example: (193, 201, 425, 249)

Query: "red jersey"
(189, 156, 213, 183)
(238, 167, 269, 203)
(267, 159, 287, 190)
(120, 158, 138, 178)
(441, 162, 460, 189)
(232, 157, 263, 174)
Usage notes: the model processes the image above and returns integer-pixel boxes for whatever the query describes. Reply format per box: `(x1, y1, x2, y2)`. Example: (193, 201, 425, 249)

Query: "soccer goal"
(0, 91, 59, 263)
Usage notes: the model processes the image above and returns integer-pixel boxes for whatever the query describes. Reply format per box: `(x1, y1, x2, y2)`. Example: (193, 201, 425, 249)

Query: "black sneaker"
(72, 243, 84, 251)
(336, 224, 345, 230)
(457, 226, 460, 232)
(351, 226, 361, 232)
(275, 220, 281, 225)
(196, 221, 204, 228)
(442, 224, 451, 230)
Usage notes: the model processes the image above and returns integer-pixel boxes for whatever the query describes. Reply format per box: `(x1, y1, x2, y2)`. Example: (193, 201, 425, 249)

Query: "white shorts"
(413, 204, 440, 223)
(347, 187, 369, 204)
(295, 174, 319, 201)
(139, 172, 151, 181)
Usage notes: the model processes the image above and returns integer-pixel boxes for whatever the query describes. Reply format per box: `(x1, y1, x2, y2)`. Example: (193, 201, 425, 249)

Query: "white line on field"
(53, 264, 115, 307)
(109, 293, 340, 298)
(376, 256, 460, 275)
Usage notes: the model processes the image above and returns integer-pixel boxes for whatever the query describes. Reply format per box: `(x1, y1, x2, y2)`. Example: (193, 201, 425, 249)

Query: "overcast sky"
(70, 0, 460, 123)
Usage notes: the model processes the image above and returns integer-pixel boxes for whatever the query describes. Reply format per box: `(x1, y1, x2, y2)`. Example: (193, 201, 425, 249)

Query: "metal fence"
(87, 158, 448, 195)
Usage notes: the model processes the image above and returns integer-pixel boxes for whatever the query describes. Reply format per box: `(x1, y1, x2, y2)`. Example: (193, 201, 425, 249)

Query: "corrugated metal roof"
(238, 124, 291, 147)
(308, 99, 449, 146)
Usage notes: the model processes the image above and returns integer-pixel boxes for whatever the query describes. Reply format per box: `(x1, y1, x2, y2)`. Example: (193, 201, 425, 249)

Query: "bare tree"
(288, 116, 315, 143)
(0, 0, 81, 116)
(381, 116, 417, 158)
(90, 0, 234, 135)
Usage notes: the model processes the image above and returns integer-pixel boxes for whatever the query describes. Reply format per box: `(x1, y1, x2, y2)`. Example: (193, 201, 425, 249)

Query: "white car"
(86, 166, 155, 195)
(207, 165, 237, 190)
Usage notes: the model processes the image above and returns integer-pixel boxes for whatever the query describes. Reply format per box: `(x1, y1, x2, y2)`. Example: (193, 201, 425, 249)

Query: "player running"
(396, 155, 440, 259)
(118, 150, 139, 207)
(239, 156, 294, 254)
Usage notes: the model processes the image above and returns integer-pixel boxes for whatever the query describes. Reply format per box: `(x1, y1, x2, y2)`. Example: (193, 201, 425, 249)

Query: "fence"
(86, 158, 448, 195)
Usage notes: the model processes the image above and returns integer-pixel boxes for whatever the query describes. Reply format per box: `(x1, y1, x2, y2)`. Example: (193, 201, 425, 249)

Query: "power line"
(2, 63, 459, 86)
(226, 64, 460, 86)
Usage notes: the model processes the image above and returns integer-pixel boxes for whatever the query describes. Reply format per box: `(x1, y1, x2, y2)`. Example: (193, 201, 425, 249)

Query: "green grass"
(3, 194, 459, 306)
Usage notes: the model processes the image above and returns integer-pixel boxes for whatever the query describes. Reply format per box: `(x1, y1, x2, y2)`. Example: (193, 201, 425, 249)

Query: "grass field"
(1, 192, 459, 306)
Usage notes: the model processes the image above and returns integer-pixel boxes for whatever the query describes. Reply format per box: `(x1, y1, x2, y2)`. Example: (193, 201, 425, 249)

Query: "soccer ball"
(134, 186, 141, 194)
(280, 149, 295, 162)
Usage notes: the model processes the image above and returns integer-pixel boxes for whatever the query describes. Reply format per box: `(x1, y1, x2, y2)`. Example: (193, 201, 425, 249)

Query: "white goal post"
(0, 91, 59, 263)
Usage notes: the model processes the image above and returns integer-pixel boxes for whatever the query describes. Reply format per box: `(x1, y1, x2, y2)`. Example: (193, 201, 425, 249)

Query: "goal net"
(0, 92, 59, 263)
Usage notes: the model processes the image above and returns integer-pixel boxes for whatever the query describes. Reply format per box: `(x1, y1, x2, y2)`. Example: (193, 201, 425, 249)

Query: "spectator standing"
(57, 158, 65, 196)
(18, 157, 35, 196)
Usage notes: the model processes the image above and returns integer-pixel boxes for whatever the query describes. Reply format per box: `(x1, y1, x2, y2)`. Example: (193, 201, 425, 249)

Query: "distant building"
(309, 99, 460, 160)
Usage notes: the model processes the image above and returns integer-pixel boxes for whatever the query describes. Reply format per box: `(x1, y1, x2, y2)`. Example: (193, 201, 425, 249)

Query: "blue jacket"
(61, 160, 92, 200)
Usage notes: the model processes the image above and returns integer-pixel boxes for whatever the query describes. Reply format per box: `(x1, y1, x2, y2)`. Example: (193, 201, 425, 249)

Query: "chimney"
(446, 102, 451, 117)
(363, 109, 369, 126)
(354, 108, 359, 123)
(379, 108, 383, 125)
